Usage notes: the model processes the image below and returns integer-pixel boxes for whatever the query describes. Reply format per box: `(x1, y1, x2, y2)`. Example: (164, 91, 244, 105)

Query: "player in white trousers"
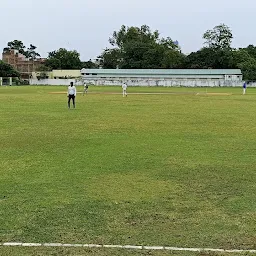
(243, 81, 247, 95)
(83, 82, 89, 96)
(122, 82, 127, 97)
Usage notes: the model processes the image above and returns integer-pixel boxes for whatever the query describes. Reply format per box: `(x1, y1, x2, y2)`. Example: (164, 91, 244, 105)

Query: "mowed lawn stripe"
(1, 86, 256, 254)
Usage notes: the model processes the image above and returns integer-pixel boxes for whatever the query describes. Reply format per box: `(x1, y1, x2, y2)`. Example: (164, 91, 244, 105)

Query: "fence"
(29, 79, 83, 86)
(82, 78, 244, 87)
(29, 78, 244, 87)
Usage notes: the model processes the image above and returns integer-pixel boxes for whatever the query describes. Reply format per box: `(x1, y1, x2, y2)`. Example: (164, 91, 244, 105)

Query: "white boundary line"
(49, 91, 233, 96)
(1, 242, 256, 253)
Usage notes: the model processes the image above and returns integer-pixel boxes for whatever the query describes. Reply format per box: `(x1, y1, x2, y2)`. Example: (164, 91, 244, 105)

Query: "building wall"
(80, 69, 243, 86)
(2, 50, 45, 79)
(29, 69, 243, 86)
(29, 78, 83, 86)
(83, 78, 243, 87)
(52, 70, 81, 78)
(29, 78, 243, 87)
(32, 70, 81, 79)
(32, 71, 52, 79)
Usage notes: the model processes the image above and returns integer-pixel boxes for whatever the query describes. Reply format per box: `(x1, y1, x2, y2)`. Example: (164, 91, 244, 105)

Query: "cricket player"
(243, 81, 247, 95)
(122, 82, 127, 97)
(67, 82, 76, 109)
(83, 82, 89, 96)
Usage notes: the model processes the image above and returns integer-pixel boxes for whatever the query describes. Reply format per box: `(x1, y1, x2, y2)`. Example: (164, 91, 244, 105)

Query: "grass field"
(1, 85, 256, 256)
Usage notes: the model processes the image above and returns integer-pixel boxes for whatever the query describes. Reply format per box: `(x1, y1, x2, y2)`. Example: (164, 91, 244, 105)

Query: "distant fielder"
(67, 82, 76, 109)
(83, 82, 89, 96)
(122, 82, 128, 97)
(243, 81, 247, 95)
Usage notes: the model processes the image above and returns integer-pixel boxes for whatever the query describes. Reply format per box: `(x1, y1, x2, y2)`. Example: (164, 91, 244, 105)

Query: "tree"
(184, 48, 235, 69)
(161, 49, 185, 69)
(184, 24, 235, 69)
(109, 25, 160, 49)
(203, 24, 233, 50)
(0, 60, 19, 77)
(3, 40, 26, 55)
(45, 48, 82, 70)
(237, 59, 256, 81)
(232, 49, 256, 80)
(120, 40, 153, 68)
(99, 25, 184, 69)
(36, 65, 52, 72)
(25, 44, 41, 60)
(98, 48, 122, 69)
(3, 40, 41, 61)
(81, 59, 99, 69)
(242, 45, 256, 59)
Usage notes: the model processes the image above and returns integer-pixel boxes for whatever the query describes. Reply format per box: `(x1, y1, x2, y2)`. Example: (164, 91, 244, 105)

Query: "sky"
(0, 0, 255, 61)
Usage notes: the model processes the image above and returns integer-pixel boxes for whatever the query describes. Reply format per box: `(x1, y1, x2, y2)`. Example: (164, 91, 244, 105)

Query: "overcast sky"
(0, 0, 255, 60)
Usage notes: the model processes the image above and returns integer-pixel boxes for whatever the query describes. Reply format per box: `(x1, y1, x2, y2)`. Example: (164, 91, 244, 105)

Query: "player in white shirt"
(67, 82, 77, 109)
(122, 82, 127, 97)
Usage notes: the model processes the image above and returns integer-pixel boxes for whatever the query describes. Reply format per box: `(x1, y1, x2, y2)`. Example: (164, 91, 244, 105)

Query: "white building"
(81, 69, 243, 87)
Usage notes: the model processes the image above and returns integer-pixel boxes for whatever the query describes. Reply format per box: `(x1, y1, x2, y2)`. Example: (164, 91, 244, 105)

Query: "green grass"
(2, 247, 250, 256)
(1, 85, 256, 255)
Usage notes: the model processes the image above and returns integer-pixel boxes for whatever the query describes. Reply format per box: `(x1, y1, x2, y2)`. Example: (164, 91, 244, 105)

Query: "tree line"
(1, 24, 256, 80)
(99, 24, 256, 80)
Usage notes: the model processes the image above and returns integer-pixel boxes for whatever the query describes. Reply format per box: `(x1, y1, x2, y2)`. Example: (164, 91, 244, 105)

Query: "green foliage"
(36, 72, 49, 80)
(109, 25, 160, 49)
(243, 44, 256, 59)
(184, 41, 256, 80)
(81, 59, 99, 69)
(25, 44, 41, 60)
(183, 24, 235, 70)
(121, 40, 154, 69)
(3, 40, 41, 60)
(97, 48, 122, 69)
(99, 23, 256, 81)
(36, 65, 52, 72)
(161, 48, 186, 69)
(231, 49, 256, 80)
(45, 48, 82, 70)
(203, 24, 233, 50)
(0, 60, 19, 77)
(3, 40, 26, 55)
(5, 24, 256, 81)
(237, 58, 256, 81)
(184, 48, 234, 69)
(100, 25, 184, 69)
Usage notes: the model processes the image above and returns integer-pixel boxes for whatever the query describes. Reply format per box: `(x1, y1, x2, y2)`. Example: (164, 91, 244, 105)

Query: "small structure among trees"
(0, 60, 19, 86)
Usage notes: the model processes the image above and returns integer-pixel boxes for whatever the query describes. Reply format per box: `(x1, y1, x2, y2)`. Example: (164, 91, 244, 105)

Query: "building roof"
(81, 69, 242, 75)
